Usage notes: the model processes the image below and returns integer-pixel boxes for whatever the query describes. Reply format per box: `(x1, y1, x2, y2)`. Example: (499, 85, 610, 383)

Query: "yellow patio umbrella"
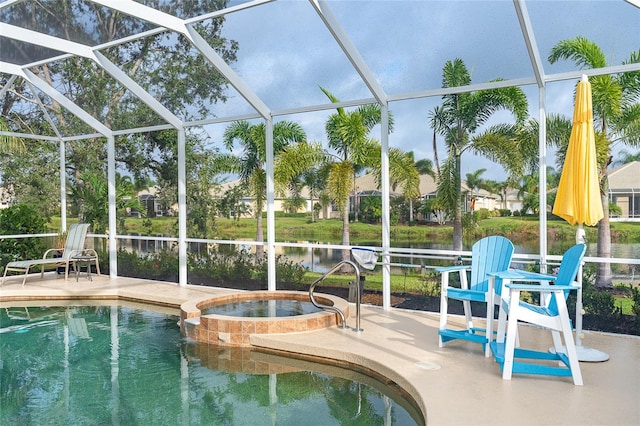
(552, 74, 607, 361)
(553, 74, 603, 228)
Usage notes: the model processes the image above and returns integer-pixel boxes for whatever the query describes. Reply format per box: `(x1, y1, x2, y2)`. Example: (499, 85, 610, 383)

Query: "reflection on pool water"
(201, 299, 321, 317)
(0, 304, 421, 425)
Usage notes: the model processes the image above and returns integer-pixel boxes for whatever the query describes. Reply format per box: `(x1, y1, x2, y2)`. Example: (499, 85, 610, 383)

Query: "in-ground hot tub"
(180, 291, 349, 347)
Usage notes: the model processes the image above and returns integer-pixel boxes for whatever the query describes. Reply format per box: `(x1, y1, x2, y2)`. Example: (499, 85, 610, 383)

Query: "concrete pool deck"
(1, 273, 638, 425)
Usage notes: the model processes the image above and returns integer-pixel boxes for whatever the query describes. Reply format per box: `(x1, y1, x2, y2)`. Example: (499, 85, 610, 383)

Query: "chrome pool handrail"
(309, 259, 362, 332)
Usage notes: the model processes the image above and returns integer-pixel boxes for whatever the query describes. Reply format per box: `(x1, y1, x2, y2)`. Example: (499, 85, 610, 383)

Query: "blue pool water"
(0, 304, 421, 425)
(201, 299, 321, 317)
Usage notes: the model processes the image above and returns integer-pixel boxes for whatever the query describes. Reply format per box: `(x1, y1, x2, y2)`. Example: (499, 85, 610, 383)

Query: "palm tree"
(274, 141, 329, 223)
(71, 171, 144, 239)
(428, 106, 444, 178)
(0, 118, 24, 154)
(368, 148, 421, 223)
(223, 120, 306, 258)
(432, 58, 529, 250)
(320, 86, 392, 261)
(403, 154, 434, 223)
(465, 168, 486, 211)
(414, 157, 436, 178)
(390, 150, 422, 223)
(516, 174, 539, 215)
(300, 165, 330, 222)
(548, 36, 640, 287)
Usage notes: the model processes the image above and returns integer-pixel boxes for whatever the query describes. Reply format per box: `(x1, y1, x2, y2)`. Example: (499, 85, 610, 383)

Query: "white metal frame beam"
(513, 0, 545, 88)
(309, 0, 388, 105)
(93, 0, 271, 119)
(20, 68, 112, 136)
(0, 24, 183, 128)
(513, 0, 549, 271)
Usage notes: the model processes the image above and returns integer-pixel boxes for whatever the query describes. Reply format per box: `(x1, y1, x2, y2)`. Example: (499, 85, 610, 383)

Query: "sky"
(199, 0, 640, 183)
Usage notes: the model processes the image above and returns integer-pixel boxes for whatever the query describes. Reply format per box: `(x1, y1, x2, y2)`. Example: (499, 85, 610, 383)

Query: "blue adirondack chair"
(489, 243, 586, 385)
(436, 236, 514, 357)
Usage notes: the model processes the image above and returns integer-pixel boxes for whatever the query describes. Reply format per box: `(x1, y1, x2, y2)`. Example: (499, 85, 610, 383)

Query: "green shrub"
(476, 208, 491, 220)
(193, 248, 307, 285)
(254, 254, 307, 285)
(583, 288, 620, 316)
(418, 271, 440, 297)
(359, 196, 382, 224)
(189, 246, 255, 282)
(630, 285, 640, 317)
(578, 268, 620, 316)
(0, 204, 47, 267)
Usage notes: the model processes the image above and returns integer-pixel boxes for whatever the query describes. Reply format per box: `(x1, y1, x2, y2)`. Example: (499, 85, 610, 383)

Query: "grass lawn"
(616, 297, 634, 315)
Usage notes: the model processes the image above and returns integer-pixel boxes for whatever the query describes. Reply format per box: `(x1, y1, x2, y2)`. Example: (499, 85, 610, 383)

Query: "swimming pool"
(0, 303, 422, 425)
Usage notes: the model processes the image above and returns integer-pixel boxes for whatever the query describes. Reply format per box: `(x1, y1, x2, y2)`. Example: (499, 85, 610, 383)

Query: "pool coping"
(181, 290, 350, 346)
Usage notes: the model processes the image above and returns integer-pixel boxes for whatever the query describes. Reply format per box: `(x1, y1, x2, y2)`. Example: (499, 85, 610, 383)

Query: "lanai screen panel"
(217, 0, 372, 112)
(0, 77, 60, 136)
(331, 1, 535, 95)
(528, 0, 640, 76)
(0, 0, 157, 63)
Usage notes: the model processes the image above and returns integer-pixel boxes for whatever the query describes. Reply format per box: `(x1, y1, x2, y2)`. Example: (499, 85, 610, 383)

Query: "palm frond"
(548, 36, 607, 69)
(327, 161, 354, 213)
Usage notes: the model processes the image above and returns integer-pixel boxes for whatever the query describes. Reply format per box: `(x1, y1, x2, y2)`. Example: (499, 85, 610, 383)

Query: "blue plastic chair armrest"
(490, 269, 557, 282)
(435, 265, 468, 273)
(487, 269, 526, 279)
(505, 283, 580, 292)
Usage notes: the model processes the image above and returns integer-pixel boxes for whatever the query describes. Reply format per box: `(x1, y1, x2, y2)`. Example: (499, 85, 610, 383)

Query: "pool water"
(0, 305, 421, 425)
(201, 299, 321, 317)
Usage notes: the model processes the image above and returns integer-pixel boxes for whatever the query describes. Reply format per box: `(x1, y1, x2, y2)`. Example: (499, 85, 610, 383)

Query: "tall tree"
(432, 59, 529, 250)
(516, 174, 540, 215)
(428, 106, 445, 178)
(0, 139, 60, 219)
(320, 87, 392, 261)
(223, 120, 306, 258)
(0, 1, 239, 216)
(548, 36, 640, 287)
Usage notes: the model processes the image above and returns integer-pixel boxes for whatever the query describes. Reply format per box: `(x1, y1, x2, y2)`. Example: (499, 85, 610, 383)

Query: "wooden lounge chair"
(2, 223, 98, 286)
(436, 236, 515, 357)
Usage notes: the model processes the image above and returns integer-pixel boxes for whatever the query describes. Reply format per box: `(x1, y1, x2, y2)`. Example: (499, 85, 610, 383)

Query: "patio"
(1, 273, 638, 425)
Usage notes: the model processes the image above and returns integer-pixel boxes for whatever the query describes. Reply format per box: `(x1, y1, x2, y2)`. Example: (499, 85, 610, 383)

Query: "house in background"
(125, 162, 638, 222)
(354, 173, 501, 222)
(608, 161, 640, 221)
(215, 180, 337, 219)
(131, 188, 172, 217)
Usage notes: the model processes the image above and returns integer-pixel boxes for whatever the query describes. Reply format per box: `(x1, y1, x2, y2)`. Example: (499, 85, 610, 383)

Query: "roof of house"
(608, 161, 640, 191)
(216, 179, 312, 199)
(354, 173, 497, 198)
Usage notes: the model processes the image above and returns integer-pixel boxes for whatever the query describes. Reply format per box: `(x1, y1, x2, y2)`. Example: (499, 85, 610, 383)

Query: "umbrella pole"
(574, 224, 609, 362)
(551, 225, 609, 361)
(575, 225, 586, 348)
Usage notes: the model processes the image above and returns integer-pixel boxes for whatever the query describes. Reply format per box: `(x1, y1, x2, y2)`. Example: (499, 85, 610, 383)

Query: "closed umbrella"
(552, 74, 608, 361)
